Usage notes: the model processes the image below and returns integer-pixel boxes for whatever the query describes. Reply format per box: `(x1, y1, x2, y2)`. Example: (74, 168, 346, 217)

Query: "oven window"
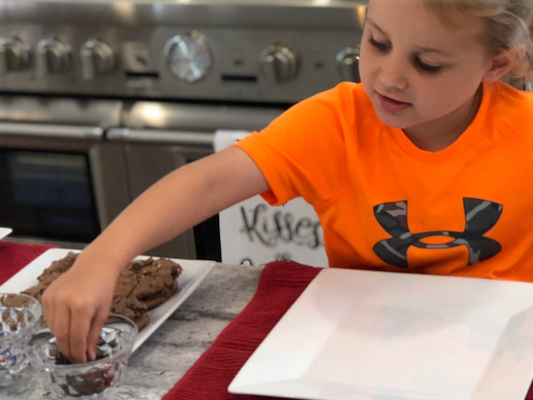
(0, 149, 100, 243)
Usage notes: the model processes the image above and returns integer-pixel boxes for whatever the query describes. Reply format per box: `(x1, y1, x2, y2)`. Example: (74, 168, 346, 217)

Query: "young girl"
(43, 0, 533, 363)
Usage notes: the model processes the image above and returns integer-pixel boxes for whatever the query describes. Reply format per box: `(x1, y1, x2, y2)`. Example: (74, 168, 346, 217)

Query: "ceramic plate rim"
(0, 227, 12, 241)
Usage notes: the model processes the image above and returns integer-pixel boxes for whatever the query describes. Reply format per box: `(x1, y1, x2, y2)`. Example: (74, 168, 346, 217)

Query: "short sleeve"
(234, 83, 362, 208)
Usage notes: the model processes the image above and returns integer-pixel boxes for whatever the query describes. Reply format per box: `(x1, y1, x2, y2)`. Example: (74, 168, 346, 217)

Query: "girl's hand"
(41, 261, 117, 364)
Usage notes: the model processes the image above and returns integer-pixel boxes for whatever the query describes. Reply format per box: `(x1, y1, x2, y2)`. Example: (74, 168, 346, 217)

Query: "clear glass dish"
(0, 293, 42, 396)
(29, 313, 137, 400)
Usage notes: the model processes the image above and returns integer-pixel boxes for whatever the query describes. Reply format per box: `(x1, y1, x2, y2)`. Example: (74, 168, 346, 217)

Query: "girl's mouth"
(377, 93, 411, 113)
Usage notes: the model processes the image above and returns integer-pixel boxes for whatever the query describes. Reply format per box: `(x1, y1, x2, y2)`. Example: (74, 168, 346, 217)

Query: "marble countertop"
(23, 263, 263, 400)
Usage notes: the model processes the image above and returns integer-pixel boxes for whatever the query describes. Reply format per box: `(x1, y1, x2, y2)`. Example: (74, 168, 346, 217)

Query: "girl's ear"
(483, 44, 527, 82)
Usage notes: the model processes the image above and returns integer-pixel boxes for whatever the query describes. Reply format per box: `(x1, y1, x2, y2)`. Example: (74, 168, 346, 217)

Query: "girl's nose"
(378, 55, 408, 90)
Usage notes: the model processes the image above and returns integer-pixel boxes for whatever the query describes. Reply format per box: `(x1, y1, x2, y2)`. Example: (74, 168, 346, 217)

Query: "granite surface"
(18, 263, 262, 400)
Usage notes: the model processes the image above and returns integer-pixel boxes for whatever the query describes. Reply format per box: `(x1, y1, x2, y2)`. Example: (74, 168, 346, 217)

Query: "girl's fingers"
(86, 310, 109, 362)
(39, 260, 117, 364)
(69, 306, 94, 364)
(51, 306, 73, 362)
(41, 291, 55, 330)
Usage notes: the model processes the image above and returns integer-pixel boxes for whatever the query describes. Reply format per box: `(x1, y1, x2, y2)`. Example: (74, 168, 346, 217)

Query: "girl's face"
(359, 0, 494, 142)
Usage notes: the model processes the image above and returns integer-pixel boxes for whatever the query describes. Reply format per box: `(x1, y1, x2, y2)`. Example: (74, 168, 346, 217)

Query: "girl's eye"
(368, 35, 444, 75)
(415, 58, 443, 74)
(368, 37, 390, 52)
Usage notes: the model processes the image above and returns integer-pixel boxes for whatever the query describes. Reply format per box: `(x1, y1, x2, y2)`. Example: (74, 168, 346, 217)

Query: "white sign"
(215, 130, 328, 268)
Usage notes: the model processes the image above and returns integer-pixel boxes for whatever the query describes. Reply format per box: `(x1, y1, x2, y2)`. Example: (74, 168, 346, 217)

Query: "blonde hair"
(422, 0, 533, 82)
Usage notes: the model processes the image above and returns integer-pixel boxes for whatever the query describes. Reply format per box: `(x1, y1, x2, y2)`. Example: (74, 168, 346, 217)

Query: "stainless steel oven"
(0, 98, 129, 249)
(0, 0, 368, 259)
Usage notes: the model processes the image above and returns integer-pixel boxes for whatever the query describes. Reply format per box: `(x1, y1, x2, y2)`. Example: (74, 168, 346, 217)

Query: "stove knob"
(336, 47, 361, 83)
(35, 38, 71, 78)
(0, 37, 31, 75)
(80, 39, 115, 81)
(164, 32, 213, 83)
(259, 44, 299, 86)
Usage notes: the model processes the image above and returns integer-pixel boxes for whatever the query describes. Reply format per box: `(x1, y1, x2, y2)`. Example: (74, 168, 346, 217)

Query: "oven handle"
(106, 128, 214, 146)
(0, 122, 103, 139)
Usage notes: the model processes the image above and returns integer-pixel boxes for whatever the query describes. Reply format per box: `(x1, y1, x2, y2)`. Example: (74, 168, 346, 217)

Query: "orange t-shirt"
(234, 81, 533, 282)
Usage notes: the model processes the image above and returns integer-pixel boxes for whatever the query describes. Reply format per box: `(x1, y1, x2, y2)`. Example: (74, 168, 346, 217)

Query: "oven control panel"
(0, 25, 363, 104)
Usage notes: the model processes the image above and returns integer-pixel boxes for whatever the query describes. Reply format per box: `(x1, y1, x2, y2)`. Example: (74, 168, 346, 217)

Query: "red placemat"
(0, 241, 57, 285)
(162, 260, 533, 400)
(162, 260, 321, 400)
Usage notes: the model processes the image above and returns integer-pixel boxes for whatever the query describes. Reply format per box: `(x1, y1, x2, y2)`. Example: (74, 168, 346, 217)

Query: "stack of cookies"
(23, 252, 183, 330)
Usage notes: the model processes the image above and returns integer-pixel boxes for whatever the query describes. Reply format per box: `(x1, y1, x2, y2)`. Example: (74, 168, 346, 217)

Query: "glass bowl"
(0, 293, 42, 396)
(29, 313, 137, 400)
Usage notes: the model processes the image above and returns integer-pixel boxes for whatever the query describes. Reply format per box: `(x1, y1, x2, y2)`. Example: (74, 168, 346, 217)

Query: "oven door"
(0, 122, 130, 247)
(107, 127, 217, 259)
(108, 102, 284, 260)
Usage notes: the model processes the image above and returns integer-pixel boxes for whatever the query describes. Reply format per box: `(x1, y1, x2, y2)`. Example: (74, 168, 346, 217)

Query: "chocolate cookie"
(23, 251, 79, 302)
(110, 295, 148, 330)
(132, 258, 182, 310)
(22, 253, 183, 331)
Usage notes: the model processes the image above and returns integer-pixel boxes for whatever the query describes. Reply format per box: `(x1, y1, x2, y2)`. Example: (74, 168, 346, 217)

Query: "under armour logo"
(373, 198, 502, 269)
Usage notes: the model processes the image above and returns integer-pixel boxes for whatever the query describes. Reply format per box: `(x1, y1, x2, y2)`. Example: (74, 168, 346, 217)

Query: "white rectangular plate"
(0, 227, 12, 241)
(229, 268, 533, 400)
(0, 248, 216, 352)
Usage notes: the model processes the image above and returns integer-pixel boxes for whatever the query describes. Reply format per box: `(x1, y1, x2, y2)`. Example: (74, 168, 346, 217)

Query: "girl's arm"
(42, 146, 269, 363)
